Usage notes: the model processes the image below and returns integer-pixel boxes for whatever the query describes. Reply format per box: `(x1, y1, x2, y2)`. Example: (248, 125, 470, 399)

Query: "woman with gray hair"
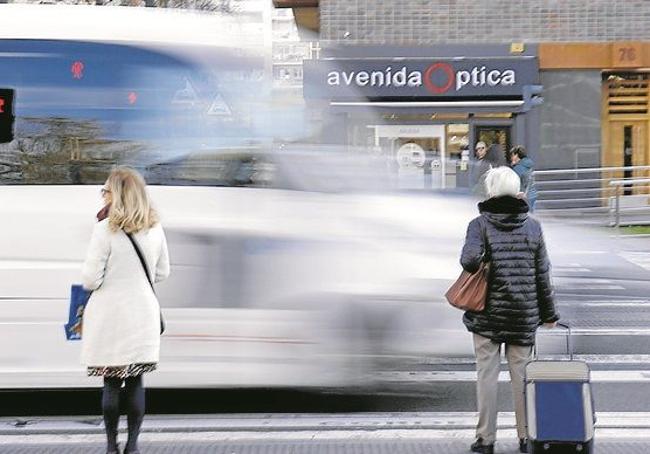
(460, 166, 559, 454)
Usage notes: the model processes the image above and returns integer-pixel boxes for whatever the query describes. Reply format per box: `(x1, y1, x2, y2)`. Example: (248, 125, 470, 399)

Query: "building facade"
(277, 0, 650, 197)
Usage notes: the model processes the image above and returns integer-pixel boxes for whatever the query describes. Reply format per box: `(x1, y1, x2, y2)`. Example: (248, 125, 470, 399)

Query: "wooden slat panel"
(608, 85, 648, 90)
(606, 75, 650, 116)
(609, 81, 649, 86)
(607, 88, 647, 94)
(609, 96, 648, 103)
(609, 105, 648, 112)
(605, 114, 650, 121)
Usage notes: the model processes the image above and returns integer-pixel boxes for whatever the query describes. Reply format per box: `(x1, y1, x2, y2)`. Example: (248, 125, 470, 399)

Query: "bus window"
(0, 40, 269, 185)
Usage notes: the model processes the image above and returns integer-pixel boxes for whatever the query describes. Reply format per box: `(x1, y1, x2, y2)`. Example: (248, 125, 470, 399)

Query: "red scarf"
(96, 204, 110, 222)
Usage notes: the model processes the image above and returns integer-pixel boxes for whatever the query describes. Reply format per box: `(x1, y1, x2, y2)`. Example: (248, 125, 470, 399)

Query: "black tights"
(102, 375, 145, 453)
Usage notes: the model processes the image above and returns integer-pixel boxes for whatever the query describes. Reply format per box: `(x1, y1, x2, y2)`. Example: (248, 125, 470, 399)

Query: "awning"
(327, 99, 525, 114)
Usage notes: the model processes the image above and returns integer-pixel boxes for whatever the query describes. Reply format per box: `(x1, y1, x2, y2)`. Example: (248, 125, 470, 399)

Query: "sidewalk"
(1, 413, 649, 453)
(2, 430, 649, 453)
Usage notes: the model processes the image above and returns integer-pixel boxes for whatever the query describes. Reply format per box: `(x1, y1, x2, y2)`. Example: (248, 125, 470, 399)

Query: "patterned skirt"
(87, 363, 157, 379)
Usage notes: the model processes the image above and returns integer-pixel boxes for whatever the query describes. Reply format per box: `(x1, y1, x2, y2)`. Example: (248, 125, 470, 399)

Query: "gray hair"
(484, 166, 520, 199)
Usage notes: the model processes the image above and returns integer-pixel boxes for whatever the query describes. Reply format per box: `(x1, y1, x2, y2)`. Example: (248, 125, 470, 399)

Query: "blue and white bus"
(0, 4, 472, 389)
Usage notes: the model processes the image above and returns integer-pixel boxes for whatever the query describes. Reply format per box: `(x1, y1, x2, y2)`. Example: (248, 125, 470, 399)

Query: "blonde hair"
(484, 166, 521, 199)
(106, 167, 159, 233)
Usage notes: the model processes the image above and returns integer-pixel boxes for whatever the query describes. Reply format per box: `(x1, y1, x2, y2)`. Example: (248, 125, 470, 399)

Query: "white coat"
(80, 219, 170, 367)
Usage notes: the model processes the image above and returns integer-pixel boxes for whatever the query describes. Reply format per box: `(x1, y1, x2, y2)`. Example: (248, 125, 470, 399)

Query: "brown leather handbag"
(445, 261, 489, 312)
(445, 218, 490, 312)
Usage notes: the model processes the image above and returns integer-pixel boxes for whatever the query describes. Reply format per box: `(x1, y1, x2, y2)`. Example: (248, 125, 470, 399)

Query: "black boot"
(519, 438, 528, 453)
(123, 375, 145, 454)
(102, 378, 122, 454)
(470, 438, 494, 454)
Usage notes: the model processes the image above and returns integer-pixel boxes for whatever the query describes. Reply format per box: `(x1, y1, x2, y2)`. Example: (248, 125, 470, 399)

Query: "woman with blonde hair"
(81, 167, 170, 454)
(460, 166, 558, 454)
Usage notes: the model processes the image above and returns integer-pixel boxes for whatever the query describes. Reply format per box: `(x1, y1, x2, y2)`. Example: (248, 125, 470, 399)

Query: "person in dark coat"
(461, 166, 559, 454)
(506, 145, 538, 212)
(469, 142, 491, 199)
(470, 142, 503, 199)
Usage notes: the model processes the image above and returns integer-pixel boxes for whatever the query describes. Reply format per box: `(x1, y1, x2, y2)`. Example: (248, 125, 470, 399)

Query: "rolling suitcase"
(524, 323, 596, 453)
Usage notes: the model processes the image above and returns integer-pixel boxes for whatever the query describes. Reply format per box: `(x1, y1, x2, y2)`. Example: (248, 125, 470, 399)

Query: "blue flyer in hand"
(64, 285, 91, 341)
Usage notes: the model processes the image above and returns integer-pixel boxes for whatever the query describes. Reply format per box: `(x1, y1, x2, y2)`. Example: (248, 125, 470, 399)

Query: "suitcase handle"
(534, 321, 573, 360)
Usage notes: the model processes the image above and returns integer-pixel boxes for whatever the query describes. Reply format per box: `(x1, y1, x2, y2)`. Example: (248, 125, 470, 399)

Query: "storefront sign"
(376, 124, 444, 138)
(304, 58, 538, 99)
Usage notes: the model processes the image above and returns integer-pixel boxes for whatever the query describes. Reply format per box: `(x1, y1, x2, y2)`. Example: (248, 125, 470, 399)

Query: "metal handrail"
(533, 166, 650, 226)
(609, 179, 650, 228)
(610, 178, 650, 186)
(541, 197, 612, 204)
(540, 188, 612, 195)
(535, 165, 650, 175)
(537, 177, 648, 186)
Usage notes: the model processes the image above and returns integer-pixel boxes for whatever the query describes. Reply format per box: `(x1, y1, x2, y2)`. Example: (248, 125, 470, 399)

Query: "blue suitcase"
(524, 323, 596, 453)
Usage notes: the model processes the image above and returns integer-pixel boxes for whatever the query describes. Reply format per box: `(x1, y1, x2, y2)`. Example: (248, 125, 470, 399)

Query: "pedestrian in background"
(470, 141, 491, 199)
(460, 166, 559, 454)
(471, 142, 503, 199)
(506, 145, 538, 212)
(81, 167, 170, 454)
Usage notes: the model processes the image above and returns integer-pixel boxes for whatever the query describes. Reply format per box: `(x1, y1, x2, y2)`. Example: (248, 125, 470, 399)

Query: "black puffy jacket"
(461, 196, 559, 345)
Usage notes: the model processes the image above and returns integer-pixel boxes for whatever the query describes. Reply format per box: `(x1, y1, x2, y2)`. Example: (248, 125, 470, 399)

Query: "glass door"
(474, 125, 511, 167)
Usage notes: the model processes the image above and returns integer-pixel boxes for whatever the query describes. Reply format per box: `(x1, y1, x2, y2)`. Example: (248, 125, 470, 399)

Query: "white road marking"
(555, 278, 620, 284)
(422, 354, 650, 365)
(562, 301, 650, 307)
(554, 277, 625, 291)
(556, 284, 626, 290)
(377, 370, 650, 383)
(620, 252, 650, 272)
(555, 263, 592, 273)
(556, 267, 592, 273)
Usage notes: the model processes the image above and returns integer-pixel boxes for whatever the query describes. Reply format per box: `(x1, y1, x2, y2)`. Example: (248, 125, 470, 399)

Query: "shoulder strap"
(477, 215, 490, 262)
(125, 231, 155, 292)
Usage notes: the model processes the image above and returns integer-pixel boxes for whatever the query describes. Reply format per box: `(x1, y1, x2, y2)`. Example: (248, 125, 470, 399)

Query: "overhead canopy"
(273, 0, 319, 37)
(273, 0, 318, 6)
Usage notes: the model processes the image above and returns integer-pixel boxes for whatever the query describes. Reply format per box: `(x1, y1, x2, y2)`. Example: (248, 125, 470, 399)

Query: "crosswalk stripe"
(556, 284, 626, 290)
(620, 252, 650, 271)
(377, 370, 650, 383)
(421, 354, 650, 365)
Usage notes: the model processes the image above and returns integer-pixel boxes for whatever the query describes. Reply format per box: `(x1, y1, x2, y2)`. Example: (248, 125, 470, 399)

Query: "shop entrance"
(603, 72, 650, 196)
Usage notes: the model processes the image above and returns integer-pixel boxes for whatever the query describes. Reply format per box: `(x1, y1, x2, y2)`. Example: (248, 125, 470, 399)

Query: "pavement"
(1, 413, 649, 453)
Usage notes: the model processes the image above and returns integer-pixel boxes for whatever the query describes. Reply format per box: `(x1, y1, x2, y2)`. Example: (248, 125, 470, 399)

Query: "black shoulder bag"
(125, 232, 166, 335)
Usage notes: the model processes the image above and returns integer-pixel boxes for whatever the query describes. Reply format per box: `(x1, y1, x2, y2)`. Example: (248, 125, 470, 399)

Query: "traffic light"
(0, 88, 15, 144)
(522, 84, 543, 112)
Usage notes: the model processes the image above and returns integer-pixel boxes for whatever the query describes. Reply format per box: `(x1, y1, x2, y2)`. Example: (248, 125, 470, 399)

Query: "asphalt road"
(3, 217, 650, 417)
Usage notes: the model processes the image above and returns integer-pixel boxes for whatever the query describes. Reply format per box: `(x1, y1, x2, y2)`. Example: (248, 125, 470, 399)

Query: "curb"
(1, 412, 649, 436)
